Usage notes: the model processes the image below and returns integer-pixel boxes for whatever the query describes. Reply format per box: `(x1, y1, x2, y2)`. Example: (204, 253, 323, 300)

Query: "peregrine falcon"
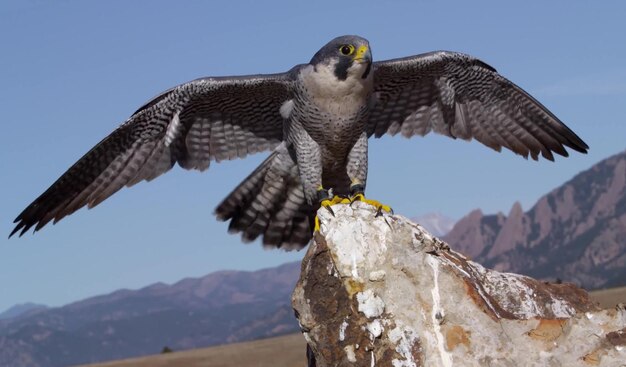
(10, 35, 588, 249)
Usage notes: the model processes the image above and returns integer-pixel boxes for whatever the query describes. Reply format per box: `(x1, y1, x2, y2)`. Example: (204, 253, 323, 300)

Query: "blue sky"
(1, 1, 625, 312)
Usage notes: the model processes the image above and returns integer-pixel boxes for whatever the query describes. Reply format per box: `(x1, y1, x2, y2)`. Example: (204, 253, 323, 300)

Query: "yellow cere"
(354, 45, 369, 60)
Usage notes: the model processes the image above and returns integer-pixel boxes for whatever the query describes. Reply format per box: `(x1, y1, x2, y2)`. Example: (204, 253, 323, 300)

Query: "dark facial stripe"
(333, 57, 353, 81)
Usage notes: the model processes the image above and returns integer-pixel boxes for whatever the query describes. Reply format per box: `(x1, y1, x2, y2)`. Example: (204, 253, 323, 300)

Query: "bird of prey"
(10, 35, 588, 249)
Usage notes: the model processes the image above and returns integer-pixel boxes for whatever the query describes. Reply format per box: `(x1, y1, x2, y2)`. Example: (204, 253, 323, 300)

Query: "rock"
(292, 202, 626, 367)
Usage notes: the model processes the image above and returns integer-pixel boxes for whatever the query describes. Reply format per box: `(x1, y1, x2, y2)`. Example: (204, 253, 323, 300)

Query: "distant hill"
(0, 303, 47, 321)
(444, 149, 626, 289)
(411, 212, 456, 237)
(0, 263, 301, 367)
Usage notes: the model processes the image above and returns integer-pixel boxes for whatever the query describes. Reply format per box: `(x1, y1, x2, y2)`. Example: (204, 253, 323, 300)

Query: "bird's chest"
(294, 96, 369, 154)
(294, 70, 372, 146)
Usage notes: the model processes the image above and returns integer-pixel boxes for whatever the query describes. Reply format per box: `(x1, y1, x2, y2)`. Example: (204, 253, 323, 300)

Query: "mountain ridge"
(443, 149, 626, 289)
(0, 303, 48, 321)
(0, 262, 302, 367)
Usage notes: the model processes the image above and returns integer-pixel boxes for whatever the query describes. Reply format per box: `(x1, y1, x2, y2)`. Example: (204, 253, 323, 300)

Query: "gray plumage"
(11, 35, 589, 249)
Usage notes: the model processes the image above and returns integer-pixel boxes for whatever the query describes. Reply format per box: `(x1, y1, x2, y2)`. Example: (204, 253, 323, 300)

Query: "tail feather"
(263, 182, 311, 247)
(224, 159, 288, 241)
(215, 144, 314, 250)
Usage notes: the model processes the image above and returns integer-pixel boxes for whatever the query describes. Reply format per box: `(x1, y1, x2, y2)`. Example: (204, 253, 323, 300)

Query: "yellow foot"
(314, 215, 322, 232)
(320, 195, 351, 211)
(331, 195, 351, 205)
(350, 193, 393, 216)
(314, 195, 351, 232)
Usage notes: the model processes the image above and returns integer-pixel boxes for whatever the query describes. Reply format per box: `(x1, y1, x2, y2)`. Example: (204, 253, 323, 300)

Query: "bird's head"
(310, 35, 372, 81)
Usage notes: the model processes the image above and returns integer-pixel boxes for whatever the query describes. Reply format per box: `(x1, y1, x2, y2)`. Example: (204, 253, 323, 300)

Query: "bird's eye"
(339, 44, 355, 56)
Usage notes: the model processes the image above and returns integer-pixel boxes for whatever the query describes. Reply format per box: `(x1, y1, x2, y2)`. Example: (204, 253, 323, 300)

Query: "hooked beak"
(353, 45, 372, 64)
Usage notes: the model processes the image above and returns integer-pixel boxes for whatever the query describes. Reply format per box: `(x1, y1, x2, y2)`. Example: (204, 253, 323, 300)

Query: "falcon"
(10, 35, 588, 249)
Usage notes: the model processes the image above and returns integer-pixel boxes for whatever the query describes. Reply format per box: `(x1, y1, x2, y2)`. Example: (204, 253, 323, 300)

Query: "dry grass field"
(589, 286, 626, 309)
(77, 333, 308, 367)
(79, 286, 625, 367)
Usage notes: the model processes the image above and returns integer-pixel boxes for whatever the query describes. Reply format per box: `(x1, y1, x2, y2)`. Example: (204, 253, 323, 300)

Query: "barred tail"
(214, 143, 314, 250)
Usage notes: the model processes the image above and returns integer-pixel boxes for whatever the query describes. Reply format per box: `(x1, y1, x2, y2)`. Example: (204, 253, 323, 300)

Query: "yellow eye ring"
(339, 44, 355, 56)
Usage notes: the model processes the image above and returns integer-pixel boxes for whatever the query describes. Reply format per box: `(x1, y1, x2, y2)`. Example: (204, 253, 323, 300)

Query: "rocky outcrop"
(443, 209, 506, 259)
(293, 202, 626, 367)
(443, 149, 626, 288)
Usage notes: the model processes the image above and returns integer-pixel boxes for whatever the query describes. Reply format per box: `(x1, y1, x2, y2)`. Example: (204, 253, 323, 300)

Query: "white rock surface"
(292, 202, 626, 367)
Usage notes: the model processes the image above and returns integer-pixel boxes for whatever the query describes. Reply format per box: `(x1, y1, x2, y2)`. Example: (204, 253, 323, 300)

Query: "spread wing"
(11, 69, 300, 237)
(367, 52, 589, 159)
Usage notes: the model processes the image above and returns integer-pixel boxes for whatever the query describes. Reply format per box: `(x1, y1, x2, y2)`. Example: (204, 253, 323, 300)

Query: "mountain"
(0, 262, 301, 367)
(0, 303, 47, 321)
(443, 149, 626, 289)
(411, 212, 456, 237)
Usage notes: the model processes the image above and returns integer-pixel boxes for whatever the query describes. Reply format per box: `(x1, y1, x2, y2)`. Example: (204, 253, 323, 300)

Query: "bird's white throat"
(300, 63, 373, 116)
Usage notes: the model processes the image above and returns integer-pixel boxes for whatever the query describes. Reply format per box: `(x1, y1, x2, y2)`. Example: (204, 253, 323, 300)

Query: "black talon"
(324, 205, 335, 216)
(383, 216, 392, 228)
